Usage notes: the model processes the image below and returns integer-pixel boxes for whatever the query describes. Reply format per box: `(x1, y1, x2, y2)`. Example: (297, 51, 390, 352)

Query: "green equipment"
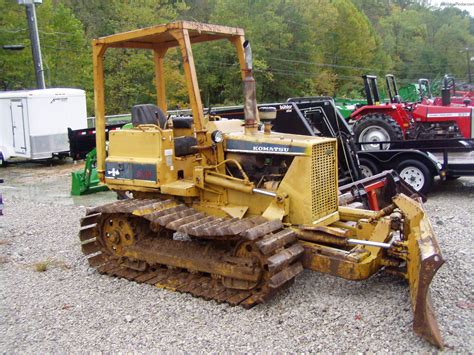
(398, 82, 420, 102)
(334, 98, 367, 119)
(71, 148, 109, 195)
(71, 123, 133, 196)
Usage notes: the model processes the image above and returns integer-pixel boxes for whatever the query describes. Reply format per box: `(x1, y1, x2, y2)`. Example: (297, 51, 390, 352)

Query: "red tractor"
(427, 75, 474, 107)
(351, 75, 474, 150)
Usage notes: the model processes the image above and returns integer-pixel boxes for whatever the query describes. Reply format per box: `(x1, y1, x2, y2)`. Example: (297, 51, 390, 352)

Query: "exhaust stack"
(243, 40, 259, 134)
(441, 75, 451, 106)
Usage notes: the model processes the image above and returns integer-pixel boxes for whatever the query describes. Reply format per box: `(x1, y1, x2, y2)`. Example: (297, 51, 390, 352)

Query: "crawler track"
(79, 198, 303, 308)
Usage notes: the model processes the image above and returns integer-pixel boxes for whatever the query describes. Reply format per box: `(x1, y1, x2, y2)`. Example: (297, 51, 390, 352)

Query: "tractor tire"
(358, 157, 379, 178)
(353, 114, 403, 151)
(396, 159, 433, 194)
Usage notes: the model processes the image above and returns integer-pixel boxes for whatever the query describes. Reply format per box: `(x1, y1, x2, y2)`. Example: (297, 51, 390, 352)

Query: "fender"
(0, 152, 3, 167)
(350, 104, 399, 121)
(0, 148, 10, 164)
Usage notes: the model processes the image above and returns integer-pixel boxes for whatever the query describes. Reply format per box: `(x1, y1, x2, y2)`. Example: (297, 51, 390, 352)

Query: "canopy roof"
(94, 21, 245, 49)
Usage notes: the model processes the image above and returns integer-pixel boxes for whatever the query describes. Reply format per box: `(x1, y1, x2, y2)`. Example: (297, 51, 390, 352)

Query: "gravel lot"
(0, 160, 473, 352)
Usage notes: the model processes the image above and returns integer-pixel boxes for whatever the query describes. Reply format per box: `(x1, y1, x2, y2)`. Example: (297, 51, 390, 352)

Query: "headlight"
(211, 130, 224, 143)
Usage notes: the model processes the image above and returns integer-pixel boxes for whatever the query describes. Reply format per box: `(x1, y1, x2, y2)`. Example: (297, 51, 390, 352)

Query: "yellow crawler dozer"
(79, 21, 444, 348)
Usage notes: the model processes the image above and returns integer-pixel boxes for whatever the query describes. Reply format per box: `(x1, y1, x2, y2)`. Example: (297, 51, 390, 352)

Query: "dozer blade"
(393, 194, 444, 349)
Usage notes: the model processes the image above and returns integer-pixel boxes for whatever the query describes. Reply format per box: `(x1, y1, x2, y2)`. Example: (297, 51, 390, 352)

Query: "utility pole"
(466, 48, 472, 84)
(18, 0, 45, 89)
(461, 47, 472, 84)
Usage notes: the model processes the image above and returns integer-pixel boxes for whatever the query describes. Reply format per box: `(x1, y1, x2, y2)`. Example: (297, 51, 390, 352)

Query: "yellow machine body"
(81, 21, 444, 349)
(105, 124, 338, 225)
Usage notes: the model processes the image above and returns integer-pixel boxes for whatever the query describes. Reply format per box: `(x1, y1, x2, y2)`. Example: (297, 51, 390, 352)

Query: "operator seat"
(131, 104, 197, 157)
(131, 104, 167, 128)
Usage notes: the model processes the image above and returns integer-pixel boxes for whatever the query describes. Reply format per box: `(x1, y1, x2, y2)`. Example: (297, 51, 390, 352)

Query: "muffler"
(243, 40, 259, 134)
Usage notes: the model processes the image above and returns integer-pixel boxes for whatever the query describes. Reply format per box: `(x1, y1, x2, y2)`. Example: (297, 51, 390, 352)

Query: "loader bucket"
(393, 194, 444, 348)
(71, 148, 109, 196)
(71, 168, 108, 196)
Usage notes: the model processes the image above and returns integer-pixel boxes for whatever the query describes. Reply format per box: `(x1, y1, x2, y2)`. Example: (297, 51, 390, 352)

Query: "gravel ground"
(0, 160, 473, 353)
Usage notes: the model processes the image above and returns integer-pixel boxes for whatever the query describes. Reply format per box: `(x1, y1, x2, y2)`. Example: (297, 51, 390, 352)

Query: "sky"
(429, 0, 474, 16)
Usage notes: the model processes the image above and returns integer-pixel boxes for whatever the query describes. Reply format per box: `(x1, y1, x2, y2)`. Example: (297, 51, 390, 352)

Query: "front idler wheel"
(100, 215, 138, 257)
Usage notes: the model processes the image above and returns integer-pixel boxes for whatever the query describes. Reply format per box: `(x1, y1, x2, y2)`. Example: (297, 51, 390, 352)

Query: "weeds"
(33, 257, 70, 272)
(34, 260, 50, 272)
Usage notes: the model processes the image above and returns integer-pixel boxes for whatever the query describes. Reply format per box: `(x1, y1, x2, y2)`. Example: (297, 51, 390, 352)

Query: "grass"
(33, 257, 70, 272)
(34, 260, 50, 272)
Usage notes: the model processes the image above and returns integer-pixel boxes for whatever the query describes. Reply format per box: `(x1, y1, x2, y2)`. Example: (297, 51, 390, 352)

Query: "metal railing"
(85, 104, 250, 128)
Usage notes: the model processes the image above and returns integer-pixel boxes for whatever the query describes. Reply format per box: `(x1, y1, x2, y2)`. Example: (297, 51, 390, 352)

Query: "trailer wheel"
(353, 114, 403, 151)
(358, 157, 379, 178)
(396, 159, 433, 194)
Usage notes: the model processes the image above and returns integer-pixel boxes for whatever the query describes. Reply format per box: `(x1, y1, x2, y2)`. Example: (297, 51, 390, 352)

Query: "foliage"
(1, 0, 473, 115)
(354, 0, 474, 86)
(0, 0, 89, 97)
(60, 0, 188, 114)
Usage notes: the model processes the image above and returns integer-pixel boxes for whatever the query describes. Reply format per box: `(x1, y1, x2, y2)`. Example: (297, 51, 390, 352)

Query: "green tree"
(0, 0, 91, 105)
(378, 5, 474, 85)
(0, 0, 34, 90)
(3, 0, 474, 115)
(62, 0, 188, 114)
(315, 0, 391, 96)
(193, 0, 390, 104)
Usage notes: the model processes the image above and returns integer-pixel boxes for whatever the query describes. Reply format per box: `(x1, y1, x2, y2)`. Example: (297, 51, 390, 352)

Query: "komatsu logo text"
(253, 145, 289, 152)
(226, 139, 306, 155)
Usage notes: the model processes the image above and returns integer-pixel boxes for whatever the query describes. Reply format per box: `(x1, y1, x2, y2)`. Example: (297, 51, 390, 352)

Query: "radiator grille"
(311, 141, 338, 221)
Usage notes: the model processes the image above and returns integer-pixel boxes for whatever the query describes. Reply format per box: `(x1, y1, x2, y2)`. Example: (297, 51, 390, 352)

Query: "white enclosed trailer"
(0, 88, 87, 165)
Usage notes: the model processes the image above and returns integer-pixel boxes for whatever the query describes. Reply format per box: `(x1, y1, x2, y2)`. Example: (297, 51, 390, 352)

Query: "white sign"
(426, 112, 471, 118)
(107, 168, 120, 177)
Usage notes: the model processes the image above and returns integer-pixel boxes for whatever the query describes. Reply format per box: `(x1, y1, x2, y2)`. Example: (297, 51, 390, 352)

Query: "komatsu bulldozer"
(80, 22, 444, 348)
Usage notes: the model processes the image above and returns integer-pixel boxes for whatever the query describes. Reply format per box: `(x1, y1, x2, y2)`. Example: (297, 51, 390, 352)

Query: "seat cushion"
(174, 136, 198, 157)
